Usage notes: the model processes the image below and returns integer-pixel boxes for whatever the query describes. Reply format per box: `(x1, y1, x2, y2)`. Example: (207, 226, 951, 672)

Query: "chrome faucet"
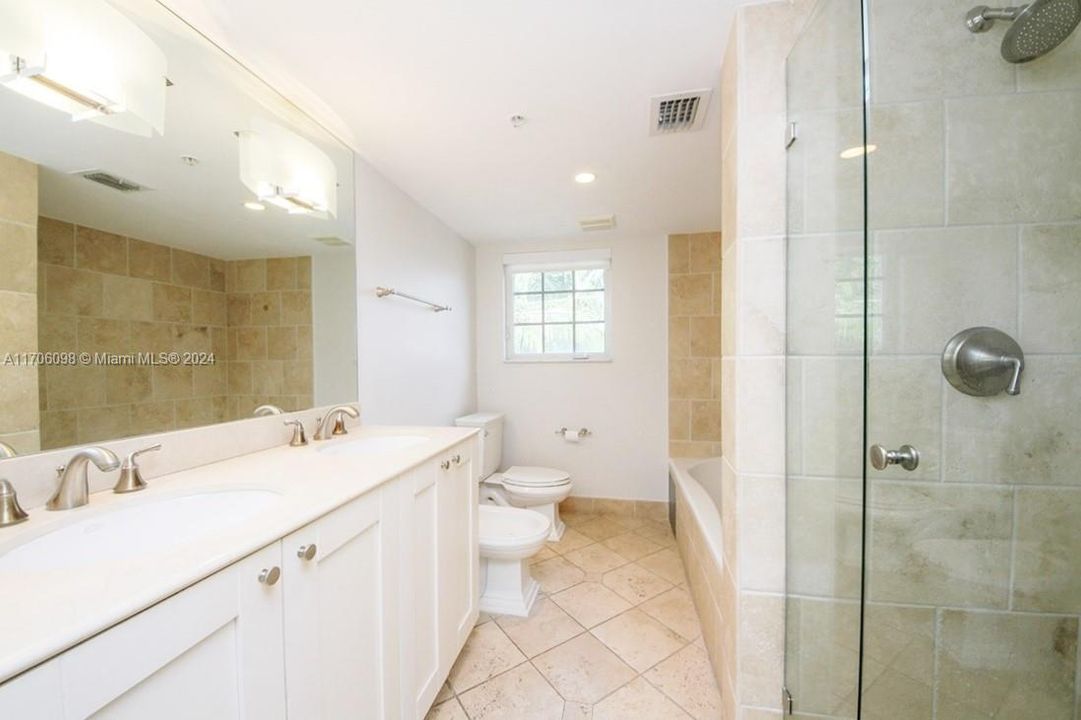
(47, 447, 121, 511)
(0, 442, 16, 459)
(314, 405, 359, 440)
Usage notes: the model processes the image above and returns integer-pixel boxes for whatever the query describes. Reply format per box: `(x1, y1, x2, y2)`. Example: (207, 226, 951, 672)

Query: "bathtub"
(669, 456, 725, 566)
(668, 456, 732, 713)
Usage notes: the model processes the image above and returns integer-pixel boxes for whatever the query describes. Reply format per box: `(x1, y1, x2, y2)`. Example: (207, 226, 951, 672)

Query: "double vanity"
(0, 423, 479, 720)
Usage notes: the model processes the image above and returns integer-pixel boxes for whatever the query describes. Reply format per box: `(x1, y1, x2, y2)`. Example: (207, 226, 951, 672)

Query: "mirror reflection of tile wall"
(35, 207, 313, 450)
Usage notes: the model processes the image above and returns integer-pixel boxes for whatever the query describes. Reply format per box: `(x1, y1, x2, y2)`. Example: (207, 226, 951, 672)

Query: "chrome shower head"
(966, 0, 1081, 62)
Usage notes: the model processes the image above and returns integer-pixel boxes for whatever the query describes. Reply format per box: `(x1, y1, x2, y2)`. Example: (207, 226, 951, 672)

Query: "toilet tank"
(455, 412, 504, 479)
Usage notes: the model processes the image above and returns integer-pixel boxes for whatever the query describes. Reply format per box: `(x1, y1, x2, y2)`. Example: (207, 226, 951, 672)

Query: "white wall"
(475, 236, 668, 501)
(312, 251, 359, 406)
(354, 157, 476, 425)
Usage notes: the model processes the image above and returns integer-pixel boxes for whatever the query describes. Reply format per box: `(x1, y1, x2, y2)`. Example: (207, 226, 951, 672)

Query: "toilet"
(455, 412, 573, 541)
(477, 505, 550, 616)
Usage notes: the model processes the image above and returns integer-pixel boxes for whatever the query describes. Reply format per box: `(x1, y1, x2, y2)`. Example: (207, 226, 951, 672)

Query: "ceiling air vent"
(313, 236, 350, 247)
(579, 215, 616, 232)
(650, 89, 712, 135)
(77, 170, 147, 193)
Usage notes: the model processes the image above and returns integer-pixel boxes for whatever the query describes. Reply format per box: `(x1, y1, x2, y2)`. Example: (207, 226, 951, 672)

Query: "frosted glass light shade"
(0, 0, 167, 136)
(238, 117, 338, 219)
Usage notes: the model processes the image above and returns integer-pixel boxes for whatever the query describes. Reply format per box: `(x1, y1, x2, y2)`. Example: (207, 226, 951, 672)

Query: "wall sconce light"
(238, 117, 338, 219)
(0, 0, 168, 136)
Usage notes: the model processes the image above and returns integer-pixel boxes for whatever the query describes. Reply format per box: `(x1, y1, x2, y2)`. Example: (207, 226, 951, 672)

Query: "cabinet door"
(282, 487, 397, 720)
(0, 543, 287, 720)
(399, 461, 441, 719)
(439, 441, 479, 660)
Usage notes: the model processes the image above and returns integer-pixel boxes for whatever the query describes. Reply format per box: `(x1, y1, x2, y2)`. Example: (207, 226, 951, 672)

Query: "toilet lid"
(502, 465, 571, 487)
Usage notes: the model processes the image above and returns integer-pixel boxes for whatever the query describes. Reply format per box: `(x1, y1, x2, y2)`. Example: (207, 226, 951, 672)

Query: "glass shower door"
(785, 0, 1081, 716)
(783, 0, 868, 715)
(860, 0, 1081, 715)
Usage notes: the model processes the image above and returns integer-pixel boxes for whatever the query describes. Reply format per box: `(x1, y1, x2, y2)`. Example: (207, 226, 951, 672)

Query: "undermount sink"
(317, 435, 430, 457)
(0, 489, 281, 574)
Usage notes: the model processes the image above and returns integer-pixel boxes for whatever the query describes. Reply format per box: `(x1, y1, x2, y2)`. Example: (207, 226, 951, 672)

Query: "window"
(504, 250, 611, 361)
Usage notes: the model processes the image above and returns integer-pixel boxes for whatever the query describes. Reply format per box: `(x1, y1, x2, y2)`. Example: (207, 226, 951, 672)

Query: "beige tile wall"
(0, 152, 41, 454)
(224, 258, 313, 420)
(668, 232, 722, 459)
(35, 215, 314, 450)
(37, 219, 231, 448)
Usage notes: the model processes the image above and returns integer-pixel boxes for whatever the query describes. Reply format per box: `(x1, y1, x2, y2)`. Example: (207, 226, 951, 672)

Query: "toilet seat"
(478, 505, 551, 560)
(501, 465, 571, 488)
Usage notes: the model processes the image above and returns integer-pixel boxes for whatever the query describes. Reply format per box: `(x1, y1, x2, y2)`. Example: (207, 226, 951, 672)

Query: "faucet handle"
(285, 420, 308, 447)
(114, 444, 161, 494)
(0, 479, 28, 528)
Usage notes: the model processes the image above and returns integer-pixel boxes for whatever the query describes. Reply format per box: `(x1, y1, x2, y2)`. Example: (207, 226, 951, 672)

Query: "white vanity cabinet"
(281, 484, 398, 720)
(0, 543, 287, 720)
(0, 436, 479, 720)
(400, 444, 479, 719)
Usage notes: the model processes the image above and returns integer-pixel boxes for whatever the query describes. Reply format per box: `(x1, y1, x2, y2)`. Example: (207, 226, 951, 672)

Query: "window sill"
(504, 355, 612, 364)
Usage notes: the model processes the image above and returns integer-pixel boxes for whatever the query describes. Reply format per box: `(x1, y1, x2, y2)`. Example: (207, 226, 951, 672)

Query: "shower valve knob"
(869, 444, 920, 472)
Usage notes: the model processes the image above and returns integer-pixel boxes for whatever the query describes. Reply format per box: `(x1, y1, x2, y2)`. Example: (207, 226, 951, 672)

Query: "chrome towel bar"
(375, 286, 451, 312)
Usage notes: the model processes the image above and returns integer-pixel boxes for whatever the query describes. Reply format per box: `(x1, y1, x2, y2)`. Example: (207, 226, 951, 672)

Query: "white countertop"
(0, 424, 477, 684)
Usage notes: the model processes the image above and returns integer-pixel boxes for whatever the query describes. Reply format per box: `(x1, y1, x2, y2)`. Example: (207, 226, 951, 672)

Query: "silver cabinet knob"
(258, 566, 281, 586)
(440, 460, 451, 470)
(452, 454, 462, 466)
(297, 544, 317, 561)
(869, 444, 920, 471)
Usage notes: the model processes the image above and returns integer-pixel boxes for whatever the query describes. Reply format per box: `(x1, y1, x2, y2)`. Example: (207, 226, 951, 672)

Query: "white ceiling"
(159, 0, 736, 244)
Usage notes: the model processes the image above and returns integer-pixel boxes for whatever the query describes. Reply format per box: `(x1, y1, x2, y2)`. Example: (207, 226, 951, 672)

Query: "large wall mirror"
(0, 0, 358, 458)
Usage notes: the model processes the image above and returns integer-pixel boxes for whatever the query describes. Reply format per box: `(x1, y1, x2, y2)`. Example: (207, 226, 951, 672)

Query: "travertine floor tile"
(644, 642, 722, 720)
(602, 531, 663, 562)
(603, 563, 673, 604)
(576, 516, 632, 542)
(532, 556, 587, 594)
(562, 701, 593, 719)
(639, 587, 702, 642)
(531, 545, 559, 563)
(448, 621, 526, 693)
(560, 512, 597, 528)
(550, 582, 632, 629)
(434, 681, 454, 704)
(497, 597, 585, 657)
(425, 697, 468, 720)
(591, 609, 687, 672)
(534, 634, 636, 704)
(564, 543, 630, 574)
(458, 663, 564, 720)
(548, 528, 594, 555)
(592, 677, 691, 720)
(636, 548, 688, 586)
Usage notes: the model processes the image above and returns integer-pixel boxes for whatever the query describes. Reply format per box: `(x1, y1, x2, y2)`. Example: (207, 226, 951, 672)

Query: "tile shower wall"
(674, 1, 816, 717)
(224, 257, 314, 420)
(785, 0, 1081, 717)
(36, 216, 313, 449)
(668, 232, 722, 459)
(0, 152, 40, 454)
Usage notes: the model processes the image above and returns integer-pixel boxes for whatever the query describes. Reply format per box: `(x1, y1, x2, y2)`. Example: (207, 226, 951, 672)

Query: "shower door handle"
(869, 444, 920, 471)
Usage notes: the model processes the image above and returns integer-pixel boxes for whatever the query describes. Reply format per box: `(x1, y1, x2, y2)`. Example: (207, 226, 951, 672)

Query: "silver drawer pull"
(297, 544, 317, 561)
(258, 566, 281, 586)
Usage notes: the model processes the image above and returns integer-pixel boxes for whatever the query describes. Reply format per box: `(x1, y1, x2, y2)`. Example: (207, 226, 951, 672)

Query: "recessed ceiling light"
(244, 201, 265, 211)
(840, 144, 878, 159)
(574, 172, 596, 184)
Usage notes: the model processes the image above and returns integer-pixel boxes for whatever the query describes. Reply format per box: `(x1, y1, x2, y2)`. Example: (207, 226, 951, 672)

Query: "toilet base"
(532, 502, 566, 541)
(479, 556, 540, 617)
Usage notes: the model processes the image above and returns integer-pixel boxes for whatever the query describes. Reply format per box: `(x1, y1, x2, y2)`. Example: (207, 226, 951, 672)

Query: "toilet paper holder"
(555, 427, 591, 438)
